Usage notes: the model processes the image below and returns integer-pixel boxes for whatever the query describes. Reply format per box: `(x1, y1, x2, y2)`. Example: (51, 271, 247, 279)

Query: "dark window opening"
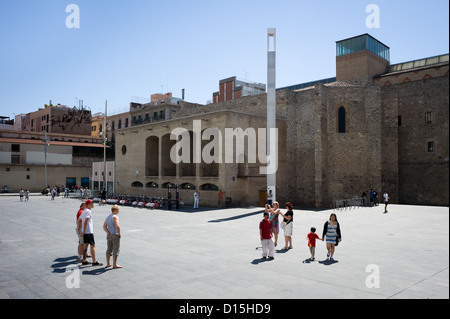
(338, 106, 346, 133)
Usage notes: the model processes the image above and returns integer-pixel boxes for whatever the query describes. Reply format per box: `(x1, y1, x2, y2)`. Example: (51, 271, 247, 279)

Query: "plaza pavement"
(0, 195, 448, 300)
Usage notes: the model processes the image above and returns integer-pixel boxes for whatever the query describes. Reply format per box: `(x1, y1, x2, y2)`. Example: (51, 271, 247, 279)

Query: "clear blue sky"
(0, 0, 448, 118)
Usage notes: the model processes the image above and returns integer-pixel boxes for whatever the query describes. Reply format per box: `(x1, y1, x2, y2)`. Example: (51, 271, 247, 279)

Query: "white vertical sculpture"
(267, 28, 277, 202)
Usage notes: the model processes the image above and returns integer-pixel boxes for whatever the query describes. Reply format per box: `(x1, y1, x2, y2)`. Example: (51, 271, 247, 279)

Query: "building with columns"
(114, 34, 449, 208)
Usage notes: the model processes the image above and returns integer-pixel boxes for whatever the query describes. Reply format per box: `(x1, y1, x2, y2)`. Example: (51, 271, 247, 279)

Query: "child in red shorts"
(306, 227, 322, 261)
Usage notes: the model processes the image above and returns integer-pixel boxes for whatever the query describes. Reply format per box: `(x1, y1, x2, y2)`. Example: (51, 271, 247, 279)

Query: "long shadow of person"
(318, 259, 339, 266)
(51, 256, 78, 273)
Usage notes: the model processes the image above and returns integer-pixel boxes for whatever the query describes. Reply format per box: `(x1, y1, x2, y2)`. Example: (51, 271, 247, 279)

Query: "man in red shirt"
(76, 203, 86, 263)
(259, 212, 275, 260)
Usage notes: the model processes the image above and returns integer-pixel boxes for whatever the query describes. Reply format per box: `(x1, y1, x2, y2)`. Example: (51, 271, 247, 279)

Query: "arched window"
(131, 181, 143, 188)
(180, 183, 196, 190)
(338, 106, 346, 133)
(161, 182, 176, 189)
(200, 183, 219, 191)
(146, 182, 159, 188)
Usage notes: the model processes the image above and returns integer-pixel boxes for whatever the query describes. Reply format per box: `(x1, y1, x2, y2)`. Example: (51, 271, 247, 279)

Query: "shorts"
(83, 233, 95, 245)
(283, 222, 293, 236)
(76, 228, 84, 244)
(106, 234, 121, 256)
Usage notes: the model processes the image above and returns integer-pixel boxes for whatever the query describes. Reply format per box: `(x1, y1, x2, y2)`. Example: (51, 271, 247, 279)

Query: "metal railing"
(334, 197, 365, 210)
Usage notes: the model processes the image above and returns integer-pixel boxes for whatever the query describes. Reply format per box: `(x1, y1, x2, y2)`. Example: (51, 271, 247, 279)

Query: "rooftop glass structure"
(336, 34, 390, 62)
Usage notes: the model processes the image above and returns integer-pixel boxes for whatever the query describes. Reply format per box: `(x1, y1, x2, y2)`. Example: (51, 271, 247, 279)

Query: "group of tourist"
(75, 199, 122, 269)
(260, 202, 342, 262)
(362, 189, 389, 212)
(19, 188, 30, 201)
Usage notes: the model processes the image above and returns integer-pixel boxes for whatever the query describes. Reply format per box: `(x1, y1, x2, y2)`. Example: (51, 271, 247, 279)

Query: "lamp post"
(43, 131, 50, 189)
(103, 100, 107, 195)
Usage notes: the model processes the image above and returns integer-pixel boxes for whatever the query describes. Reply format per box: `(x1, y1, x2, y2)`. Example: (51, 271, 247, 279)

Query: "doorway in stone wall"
(259, 190, 266, 207)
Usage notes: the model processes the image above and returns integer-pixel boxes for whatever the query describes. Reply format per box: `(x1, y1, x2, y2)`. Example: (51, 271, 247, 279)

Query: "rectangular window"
(11, 144, 20, 152)
(425, 112, 432, 123)
(11, 155, 20, 164)
(428, 141, 435, 152)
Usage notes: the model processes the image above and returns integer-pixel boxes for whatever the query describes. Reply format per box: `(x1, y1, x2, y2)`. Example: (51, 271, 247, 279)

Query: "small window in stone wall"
(428, 141, 435, 152)
(338, 106, 346, 133)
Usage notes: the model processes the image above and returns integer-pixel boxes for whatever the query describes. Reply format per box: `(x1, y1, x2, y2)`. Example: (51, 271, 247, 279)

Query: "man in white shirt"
(193, 190, 199, 209)
(80, 199, 103, 266)
(383, 191, 389, 213)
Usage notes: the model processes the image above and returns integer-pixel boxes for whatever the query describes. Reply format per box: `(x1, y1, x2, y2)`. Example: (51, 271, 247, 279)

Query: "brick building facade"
(114, 34, 449, 208)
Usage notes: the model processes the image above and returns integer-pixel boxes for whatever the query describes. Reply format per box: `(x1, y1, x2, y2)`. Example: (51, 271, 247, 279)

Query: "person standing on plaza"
(76, 202, 87, 263)
(265, 202, 280, 247)
(369, 189, 374, 207)
(217, 189, 224, 208)
(193, 189, 200, 209)
(267, 189, 273, 206)
(103, 205, 122, 269)
(24, 189, 30, 201)
(383, 191, 389, 213)
(373, 189, 379, 206)
(307, 227, 322, 261)
(80, 199, 103, 266)
(322, 213, 342, 261)
(101, 189, 107, 205)
(259, 212, 275, 260)
(279, 202, 294, 250)
(19, 188, 24, 201)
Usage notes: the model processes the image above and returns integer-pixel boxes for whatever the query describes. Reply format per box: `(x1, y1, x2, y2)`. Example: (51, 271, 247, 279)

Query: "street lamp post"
(43, 131, 50, 189)
(103, 100, 107, 195)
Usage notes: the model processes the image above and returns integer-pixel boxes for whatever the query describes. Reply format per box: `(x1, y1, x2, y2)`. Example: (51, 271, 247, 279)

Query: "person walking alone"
(193, 190, 200, 209)
(383, 191, 389, 213)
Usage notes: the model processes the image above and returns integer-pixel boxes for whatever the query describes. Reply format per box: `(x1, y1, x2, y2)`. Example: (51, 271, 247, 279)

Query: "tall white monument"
(267, 28, 277, 203)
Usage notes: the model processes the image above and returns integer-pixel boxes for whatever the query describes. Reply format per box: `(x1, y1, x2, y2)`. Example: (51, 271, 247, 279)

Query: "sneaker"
(327, 252, 330, 259)
(330, 257, 334, 261)
(268, 256, 274, 260)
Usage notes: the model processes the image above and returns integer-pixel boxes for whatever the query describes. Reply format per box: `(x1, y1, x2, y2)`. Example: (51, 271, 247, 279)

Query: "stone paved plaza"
(0, 195, 448, 299)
